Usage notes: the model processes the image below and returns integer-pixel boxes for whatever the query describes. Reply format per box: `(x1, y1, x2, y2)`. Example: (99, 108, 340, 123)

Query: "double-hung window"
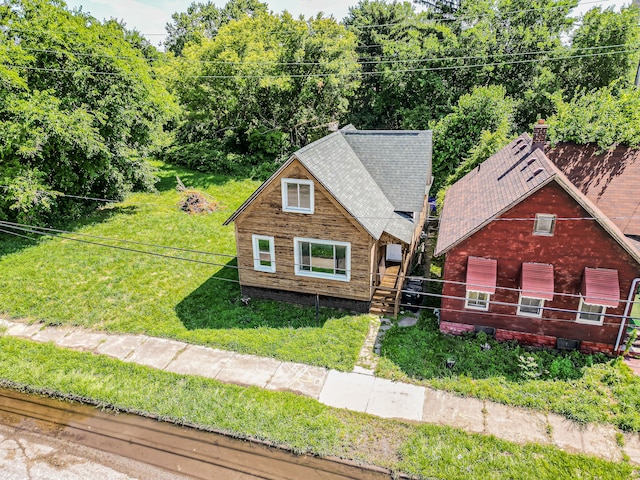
(252, 235, 275, 273)
(294, 237, 350, 281)
(576, 298, 606, 325)
(465, 291, 489, 310)
(282, 178, 313, 214)
(517, 295, 545, 317)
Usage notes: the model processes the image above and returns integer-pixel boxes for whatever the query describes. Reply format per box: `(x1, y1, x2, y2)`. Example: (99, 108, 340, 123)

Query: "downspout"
(614, 278, 640, 353)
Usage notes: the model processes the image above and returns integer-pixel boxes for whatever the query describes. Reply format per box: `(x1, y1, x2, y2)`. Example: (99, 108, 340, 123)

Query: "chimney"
(531, 119, 548, 153)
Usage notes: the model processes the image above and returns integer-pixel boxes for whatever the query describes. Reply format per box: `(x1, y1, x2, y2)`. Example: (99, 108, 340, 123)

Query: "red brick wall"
(440, 180, 640, 351)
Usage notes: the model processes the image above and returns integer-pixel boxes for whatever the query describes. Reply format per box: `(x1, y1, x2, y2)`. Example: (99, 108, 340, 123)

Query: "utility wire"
(387, 285, 637, 321)
(0, 222, 631, 326)
(0, 220, 235, 258)
(0, 218, 638, 304)
(3, 46, 637, 79)
(0, 223, 240, 279)
(16, 41, 637, 67)
(1, 220, 636, 308)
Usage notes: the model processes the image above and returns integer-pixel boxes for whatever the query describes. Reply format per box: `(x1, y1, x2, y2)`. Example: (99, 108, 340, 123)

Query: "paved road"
(0, 422, 187, 480)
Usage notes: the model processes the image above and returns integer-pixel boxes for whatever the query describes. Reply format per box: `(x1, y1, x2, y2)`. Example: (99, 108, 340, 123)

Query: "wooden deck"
(369, 265, 400, 316)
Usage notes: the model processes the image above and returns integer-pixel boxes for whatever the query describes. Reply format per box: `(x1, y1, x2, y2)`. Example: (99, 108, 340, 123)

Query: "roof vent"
(533, 167, 545, 176)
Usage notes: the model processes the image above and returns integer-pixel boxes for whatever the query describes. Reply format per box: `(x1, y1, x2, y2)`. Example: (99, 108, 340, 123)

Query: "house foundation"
(240, 286, 371, 313)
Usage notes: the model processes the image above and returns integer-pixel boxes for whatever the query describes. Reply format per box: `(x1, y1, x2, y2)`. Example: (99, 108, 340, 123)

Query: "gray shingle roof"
(343, 130, 432, 212)
(225, 126, 433, 244)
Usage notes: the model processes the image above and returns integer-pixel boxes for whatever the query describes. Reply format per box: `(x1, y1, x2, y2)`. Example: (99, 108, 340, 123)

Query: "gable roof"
(342, 130, 433, 212)
(547, 143, 640, 236)
(435, 134, 640, 264)
(224, 126, 432, 244)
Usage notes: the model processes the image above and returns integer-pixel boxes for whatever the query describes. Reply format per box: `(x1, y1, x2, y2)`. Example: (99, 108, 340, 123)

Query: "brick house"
(224, 125, 432, 314)
(434, 122, 640, 354)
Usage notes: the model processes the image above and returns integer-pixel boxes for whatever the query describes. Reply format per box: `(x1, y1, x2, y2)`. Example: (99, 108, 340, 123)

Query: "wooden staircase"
(370, 265, 400, 317)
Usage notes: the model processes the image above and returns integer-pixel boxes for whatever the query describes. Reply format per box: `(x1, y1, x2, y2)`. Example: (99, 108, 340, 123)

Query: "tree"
(167, 11, 360, 171)
(0, 0, 177, 223)
(560, 6, 640, 94)
(165, 0, 269, 56)
(547, 85, 640, 149)
(431, 85, 515, 191)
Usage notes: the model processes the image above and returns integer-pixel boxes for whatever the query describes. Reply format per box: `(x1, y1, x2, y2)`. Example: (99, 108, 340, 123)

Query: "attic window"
(281, 178, 314, 214)
(533, 214, 556, 236)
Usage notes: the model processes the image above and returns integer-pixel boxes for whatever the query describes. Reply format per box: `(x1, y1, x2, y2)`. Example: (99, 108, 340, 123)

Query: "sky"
(63, 0, 632, 48)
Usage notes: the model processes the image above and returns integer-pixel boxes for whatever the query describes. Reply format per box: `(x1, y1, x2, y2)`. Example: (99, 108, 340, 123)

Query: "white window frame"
(517, 294, 545, 318)
(281, 178, 314, 214)
(576, 297, 606, 326)
(293, 237, 350, 282)
(533, 214, 556, 236)
(465, 290, 489, 311)
(252, 235, 275, 273)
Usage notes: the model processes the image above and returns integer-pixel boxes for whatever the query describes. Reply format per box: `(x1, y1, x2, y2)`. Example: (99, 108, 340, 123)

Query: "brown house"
(224, 125, 433, 314)
(435, 122, 640, 354)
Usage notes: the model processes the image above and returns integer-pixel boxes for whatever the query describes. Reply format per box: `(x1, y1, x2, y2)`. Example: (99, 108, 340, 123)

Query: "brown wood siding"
(440, 181, 640, 349)
(235, 159, 374, 301)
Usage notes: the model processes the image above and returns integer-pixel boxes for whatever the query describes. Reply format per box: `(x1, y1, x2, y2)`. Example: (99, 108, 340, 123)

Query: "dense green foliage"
(0, 337, 632, 479)
(0, 162, 369, 370)
(0, 0, 178, 224)
(378, 313, 640, 429)
(2, 0, 640, 221)
(548, 86, 640, 149)
(165, 0, 269, 56)
(164, 9, 360, 173)
(430, 86, 515, 190)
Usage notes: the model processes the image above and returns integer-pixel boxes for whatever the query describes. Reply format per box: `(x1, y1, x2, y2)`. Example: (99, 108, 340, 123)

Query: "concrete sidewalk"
(1, 318, 638, 465)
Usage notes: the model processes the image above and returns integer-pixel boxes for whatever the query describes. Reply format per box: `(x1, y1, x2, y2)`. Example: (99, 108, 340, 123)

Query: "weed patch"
(378, 312, 640, 429)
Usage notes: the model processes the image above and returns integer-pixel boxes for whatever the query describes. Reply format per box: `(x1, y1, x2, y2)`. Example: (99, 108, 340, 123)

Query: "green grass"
(0, 162, 369, 370)
(0, 336, 632, 480)
(378, 313, 640, 430)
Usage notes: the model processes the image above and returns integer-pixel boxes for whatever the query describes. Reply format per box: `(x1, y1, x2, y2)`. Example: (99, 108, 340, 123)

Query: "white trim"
(576, 297, 606, 325)
(533, 213, 556, 236)
(281, 178, 314, 214)
(293, 237, 350, 282)
(252, 235, 276, 273)
(465, 290, 489, 311)
(517, 294, 545, 318)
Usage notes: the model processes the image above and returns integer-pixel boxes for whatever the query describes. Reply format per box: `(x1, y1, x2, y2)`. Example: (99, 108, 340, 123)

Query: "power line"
(17, 41, 638, 67)
(4, 45, 637, 79)
(0, 219, 631, 325)
(1, 218, 635, 307)
(396, 302, 628, 328)
(0, 185, 120, 203)
(0, 223, 240, 279)
(0, 220, 236, 259)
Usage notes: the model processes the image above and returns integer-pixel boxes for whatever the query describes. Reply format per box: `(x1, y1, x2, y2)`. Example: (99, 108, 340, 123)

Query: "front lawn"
(0, 162, 369, 370)
(0, 337, 631, 480)
(378, 313, 640, 430)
